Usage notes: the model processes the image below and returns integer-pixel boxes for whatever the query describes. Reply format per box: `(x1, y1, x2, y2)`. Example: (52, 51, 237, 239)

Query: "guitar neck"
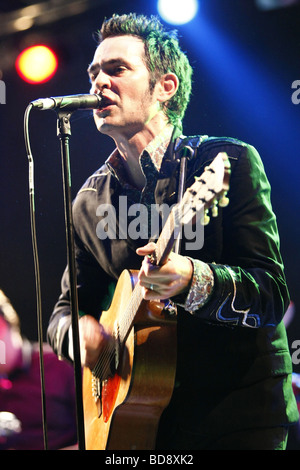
(150, 209, 178, 266)
(118, 210, 177, 345)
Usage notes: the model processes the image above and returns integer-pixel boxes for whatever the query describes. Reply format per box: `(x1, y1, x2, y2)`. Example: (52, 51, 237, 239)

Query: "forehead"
(92, 35, 146, 66)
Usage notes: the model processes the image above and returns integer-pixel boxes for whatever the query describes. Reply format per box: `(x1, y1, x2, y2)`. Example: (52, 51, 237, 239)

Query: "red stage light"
(15, 45, 58, 84)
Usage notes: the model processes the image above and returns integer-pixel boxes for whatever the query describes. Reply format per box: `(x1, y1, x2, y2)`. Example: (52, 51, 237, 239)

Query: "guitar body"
(82, 269, 177, 450)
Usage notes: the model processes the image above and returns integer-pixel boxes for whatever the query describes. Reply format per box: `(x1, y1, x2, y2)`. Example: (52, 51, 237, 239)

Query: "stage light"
(15, 45, 58, 84)
(157, 0, 198, 25)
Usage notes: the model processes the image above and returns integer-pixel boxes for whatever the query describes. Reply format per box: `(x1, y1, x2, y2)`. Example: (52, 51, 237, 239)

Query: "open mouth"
(98, 96, 115, 111)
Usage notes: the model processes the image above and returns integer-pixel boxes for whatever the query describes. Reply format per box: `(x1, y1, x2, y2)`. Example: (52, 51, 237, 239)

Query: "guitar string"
(92, 281, 144, 378)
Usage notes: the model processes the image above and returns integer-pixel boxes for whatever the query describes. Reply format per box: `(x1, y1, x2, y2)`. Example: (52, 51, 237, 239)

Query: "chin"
(94, 116, 111, 134)
(95, 118, 125, 138)
(97, 124, 115, 137)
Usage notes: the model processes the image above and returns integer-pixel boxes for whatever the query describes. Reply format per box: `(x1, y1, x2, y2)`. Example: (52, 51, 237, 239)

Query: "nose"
(90, 69, 111, 95)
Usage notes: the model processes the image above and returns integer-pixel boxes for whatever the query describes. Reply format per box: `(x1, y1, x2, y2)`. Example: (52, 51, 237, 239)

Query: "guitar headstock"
(179, 152, 231, 226)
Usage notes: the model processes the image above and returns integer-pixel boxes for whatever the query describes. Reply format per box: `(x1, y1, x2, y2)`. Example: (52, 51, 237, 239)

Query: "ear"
(156, 73, 179, 103)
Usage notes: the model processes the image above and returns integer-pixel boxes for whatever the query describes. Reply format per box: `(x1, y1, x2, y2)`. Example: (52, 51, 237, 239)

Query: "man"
(47, 13, 299, 449)
(0, 290, 77, 449)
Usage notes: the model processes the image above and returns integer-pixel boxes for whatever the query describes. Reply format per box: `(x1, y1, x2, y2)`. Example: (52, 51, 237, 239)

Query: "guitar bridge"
(91, 375, 102, 418)
(90, 323, 122, 418)
(92, 375, 101, 401)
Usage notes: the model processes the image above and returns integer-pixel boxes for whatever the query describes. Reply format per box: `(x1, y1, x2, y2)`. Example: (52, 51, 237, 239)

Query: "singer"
(47, 13, 298, 450)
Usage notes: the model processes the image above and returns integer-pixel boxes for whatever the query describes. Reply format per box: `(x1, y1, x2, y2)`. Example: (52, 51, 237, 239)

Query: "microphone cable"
(24, 103, 48, 450)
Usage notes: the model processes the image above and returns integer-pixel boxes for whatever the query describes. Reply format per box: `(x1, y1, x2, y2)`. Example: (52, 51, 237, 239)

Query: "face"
(88, 35, 163, 141)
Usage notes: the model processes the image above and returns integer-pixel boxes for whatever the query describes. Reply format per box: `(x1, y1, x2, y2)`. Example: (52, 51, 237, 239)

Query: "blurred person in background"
(0, 290, 77, 450)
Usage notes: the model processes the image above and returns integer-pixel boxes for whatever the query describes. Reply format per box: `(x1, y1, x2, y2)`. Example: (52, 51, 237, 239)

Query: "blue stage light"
(157, 0, 198, 25)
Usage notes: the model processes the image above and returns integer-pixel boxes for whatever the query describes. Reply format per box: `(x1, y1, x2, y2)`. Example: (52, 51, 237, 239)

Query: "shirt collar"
(106, 124, 174, 186)
(142, 124, 174, 172)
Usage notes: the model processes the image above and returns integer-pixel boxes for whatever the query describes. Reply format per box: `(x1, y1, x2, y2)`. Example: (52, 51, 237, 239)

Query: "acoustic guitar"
(82, 151, 231, 450)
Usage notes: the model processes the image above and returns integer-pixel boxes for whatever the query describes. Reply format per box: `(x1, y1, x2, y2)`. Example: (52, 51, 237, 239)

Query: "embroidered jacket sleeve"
(174, 142, 289, 328)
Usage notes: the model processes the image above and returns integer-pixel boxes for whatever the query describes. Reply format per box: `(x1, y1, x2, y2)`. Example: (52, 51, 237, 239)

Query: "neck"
(113, 113, 169, 189)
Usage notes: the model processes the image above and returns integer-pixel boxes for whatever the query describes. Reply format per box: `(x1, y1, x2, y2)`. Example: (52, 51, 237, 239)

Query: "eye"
(87, 67, 99, 84)
(111, 65, 127, 75)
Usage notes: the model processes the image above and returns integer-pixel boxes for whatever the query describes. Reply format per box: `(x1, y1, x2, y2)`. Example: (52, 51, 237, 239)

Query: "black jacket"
(47, 133, 299, 441)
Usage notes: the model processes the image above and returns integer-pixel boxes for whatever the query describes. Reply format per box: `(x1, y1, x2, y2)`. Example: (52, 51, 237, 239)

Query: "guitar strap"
(173, 134, 208, 254)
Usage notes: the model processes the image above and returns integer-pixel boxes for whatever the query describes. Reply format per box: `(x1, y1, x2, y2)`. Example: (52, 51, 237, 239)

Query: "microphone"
(30, 93, 102, 111)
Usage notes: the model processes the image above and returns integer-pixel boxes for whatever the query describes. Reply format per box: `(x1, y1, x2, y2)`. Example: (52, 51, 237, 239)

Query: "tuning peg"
(194, 175, 205, 184)
(201, 209, 210, 225)
(219, 192, 229, 207)
(211, 200, 218, 217)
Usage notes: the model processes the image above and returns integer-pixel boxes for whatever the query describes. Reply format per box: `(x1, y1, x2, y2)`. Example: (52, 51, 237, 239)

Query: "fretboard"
(119, 207, 179, 345)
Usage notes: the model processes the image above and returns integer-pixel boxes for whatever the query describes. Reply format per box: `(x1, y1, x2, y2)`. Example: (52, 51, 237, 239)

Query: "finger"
(139, 258, 178, 282)
(141, 286, 165, 301)
(136, 242, 156, 257)
(142, 284, 174, 301)
(138, 251, 160, 282)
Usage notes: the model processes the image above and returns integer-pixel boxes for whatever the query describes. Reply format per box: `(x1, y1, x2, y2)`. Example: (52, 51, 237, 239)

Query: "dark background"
(0, 0, 299, 443)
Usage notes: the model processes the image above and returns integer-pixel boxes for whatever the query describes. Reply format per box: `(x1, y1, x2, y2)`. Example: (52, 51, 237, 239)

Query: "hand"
(78, 315, 111, 369)
(136, 242, 193, 300)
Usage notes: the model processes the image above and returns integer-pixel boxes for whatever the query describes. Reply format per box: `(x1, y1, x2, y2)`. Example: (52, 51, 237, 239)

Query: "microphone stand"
(56, 111, 85, 451)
